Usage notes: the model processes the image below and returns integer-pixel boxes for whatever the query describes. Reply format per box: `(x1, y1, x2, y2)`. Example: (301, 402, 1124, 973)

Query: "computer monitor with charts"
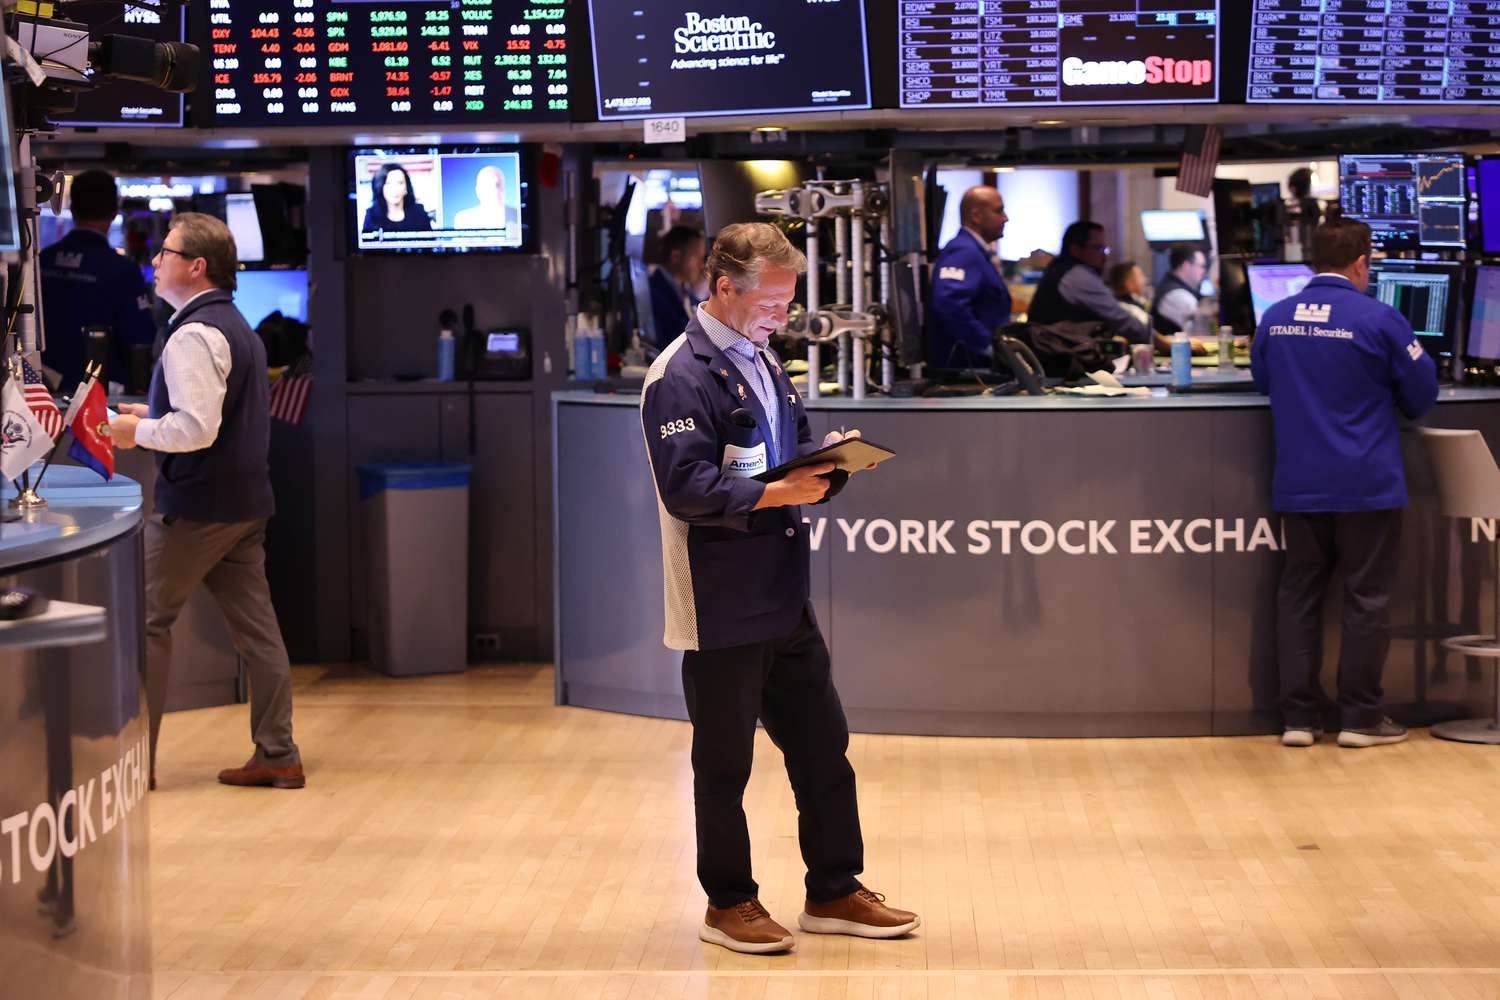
(1366, 259, 1462, 362)
(1247, 262, 1315, 324)
(1468, 265, 1500, 361)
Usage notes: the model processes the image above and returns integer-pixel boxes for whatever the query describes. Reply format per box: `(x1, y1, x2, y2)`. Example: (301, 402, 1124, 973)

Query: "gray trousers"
(144, 514, 300, 771)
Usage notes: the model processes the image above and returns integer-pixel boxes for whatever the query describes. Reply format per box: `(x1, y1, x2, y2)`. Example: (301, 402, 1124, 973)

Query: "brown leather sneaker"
(217, 756, 306, 789)
(799, 888, 920, 938)
(699, 898, 795, 954)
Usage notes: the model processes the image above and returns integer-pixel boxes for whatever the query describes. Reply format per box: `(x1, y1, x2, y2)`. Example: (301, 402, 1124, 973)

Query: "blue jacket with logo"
(929, 230, 1012, 368)
(640, 312, 816, 651)
(1251, 274, 1438, 512)
(40, 229, 158, 392)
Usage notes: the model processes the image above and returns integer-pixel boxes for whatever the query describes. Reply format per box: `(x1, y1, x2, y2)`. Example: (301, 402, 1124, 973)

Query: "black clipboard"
(753, 437, 896, 483)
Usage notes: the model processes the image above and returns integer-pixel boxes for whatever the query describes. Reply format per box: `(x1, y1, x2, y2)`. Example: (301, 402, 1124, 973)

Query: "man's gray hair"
(707, 222, 807, 294)
(169, 212, 239, 292)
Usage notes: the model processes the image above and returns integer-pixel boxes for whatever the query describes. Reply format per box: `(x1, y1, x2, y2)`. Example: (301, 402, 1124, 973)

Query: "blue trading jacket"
(1251, 274, 1439, 512)
(928, 230, 1013, 368)
(648, 267, 693, 347)
(640, 312, 817, 651)
(41, 229, 158, 392)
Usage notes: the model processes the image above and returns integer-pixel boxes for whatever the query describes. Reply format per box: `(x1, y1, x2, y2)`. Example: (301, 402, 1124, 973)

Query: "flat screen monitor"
(1340, 153, 1468, 250)
(226, 193, 265, 264)
(1247, 262, 1315, 325)
(1367, 259, 1462, 361)
(51, 5, 186, 126)
(589, 0, 870, 119)
(0, 81, 18, 252)
(1245, 3, 1500, 104)
(202, 0, 570, 126)
(898, 1, 1219, 109)
(1140, 210, 1206, 244)
(1469, 266, 1500, 361)
(351, 146, 532, 254)
(1478, 157, 1500, 257)
(235, 268, 308, 327)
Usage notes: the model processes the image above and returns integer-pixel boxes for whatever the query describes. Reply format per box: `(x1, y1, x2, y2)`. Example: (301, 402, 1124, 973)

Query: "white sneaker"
(1281, 728, 1322, 748)
(1337, 718, 1408, 748)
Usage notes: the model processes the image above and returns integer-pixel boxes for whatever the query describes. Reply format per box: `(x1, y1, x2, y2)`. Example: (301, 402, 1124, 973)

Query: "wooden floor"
(150, 664, 1500, 1000)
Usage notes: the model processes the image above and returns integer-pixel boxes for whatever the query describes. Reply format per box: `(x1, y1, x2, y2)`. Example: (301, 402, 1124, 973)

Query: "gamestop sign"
(1062, 56, 1214, 90)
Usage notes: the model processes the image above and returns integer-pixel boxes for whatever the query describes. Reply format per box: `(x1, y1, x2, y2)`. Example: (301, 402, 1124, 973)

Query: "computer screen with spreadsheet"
(1468, 266, 1500, 360)
(1366, 259, 1462, 361)
(1247, 262, 1314, 325)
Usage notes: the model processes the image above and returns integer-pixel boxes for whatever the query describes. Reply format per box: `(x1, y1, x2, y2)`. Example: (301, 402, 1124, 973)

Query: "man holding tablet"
(639, 222, 918, 954)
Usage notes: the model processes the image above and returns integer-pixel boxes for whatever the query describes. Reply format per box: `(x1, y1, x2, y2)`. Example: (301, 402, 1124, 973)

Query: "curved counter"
(0, 468, 151, 1000)
(554, 386, 1500, 738)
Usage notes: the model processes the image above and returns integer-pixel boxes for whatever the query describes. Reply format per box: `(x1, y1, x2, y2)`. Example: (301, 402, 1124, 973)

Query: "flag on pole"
(1176, 124, 1223, 198)
(67, 377, 114, 481)
(21, 360, 64, 439)
(1, 374, 55, 483)
(268, 372, 313, 426)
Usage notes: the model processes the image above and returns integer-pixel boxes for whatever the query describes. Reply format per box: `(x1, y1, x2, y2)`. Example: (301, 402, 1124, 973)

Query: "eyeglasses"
(155, 246, 198, 262)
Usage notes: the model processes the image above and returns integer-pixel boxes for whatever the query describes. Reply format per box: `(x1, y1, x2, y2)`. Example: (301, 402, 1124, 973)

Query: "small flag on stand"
(21, 360, 64, 439)
(1176, 124, 1223, 198)
(66, 374, 114, 481)
(269, 372, 313, 426)
(1, 374, 55, 483)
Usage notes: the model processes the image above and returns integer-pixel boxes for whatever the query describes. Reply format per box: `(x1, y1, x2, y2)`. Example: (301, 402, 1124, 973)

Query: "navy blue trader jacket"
(41, 229, 157, 393)
(1251, 274, 1439, 512)
(928, 230, 1012, 368)
(640, 312, 816, 651)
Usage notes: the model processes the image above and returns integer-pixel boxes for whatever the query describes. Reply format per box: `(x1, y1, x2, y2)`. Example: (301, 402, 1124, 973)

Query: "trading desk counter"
(0, 468, 151, 999)
(554, 387, 1500, 737)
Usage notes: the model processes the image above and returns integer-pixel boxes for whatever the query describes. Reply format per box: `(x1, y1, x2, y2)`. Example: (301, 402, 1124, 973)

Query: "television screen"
(1340, 153, 1468, 250)
(236, 269, 309, 327)
(1246, 262, 1314, 325)
(1246, 3, 1500, 103)
(226, 193, 265, 264)
(1367, 259, 1462, 361)
(1140, 210, 1205, 244)
(588, 0, 870, 119)
(203, 0, 570, 126)
(899, 0, 1219, 108)
(1469, 266, 1500, 360)
(0, 83, 17, 252)
(1478, 157, 1500, 256)
(49, 4, 187, 126)
(351, 147, 531, 253)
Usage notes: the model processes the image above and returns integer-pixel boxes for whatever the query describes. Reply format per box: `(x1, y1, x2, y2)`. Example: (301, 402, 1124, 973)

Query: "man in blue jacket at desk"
(928, 185, 1011, 368)
(640, 222, 918, 955)
(1252, 218, 1439, 750)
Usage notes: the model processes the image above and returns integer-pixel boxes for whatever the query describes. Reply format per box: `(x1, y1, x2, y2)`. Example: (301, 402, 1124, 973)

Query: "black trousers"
(1277, 509, 1402, 730)
(681, 606, 864, 909)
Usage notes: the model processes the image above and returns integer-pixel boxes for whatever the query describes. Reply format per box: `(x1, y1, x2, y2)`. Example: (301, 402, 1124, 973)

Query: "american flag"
(1176, 124, 1223, 199)
(268, 373, 312, 426)
(21, 360, 63, 440)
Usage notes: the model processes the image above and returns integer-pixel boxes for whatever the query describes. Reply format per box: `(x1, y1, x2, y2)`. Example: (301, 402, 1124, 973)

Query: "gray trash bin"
(356, 461, 471, 676)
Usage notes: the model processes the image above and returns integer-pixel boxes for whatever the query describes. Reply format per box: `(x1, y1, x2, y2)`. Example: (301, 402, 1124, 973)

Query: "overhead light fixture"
(750, 126, 787, 144)
(1035, 119, 1064, 126)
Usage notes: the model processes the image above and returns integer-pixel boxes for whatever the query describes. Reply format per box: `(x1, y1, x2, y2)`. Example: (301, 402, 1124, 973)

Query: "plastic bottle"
(574, 315, 596, 381)
(1171, 329, 1193, 390)
(436, 327, 456, 382)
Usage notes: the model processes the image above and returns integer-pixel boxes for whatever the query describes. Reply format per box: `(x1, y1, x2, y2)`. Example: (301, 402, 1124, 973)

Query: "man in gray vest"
(110, 213, 304, 790)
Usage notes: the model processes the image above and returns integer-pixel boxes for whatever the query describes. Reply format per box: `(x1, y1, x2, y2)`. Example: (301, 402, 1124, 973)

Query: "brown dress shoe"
(699, 898, 795, 954)
(799, 888, 920, 938)
(217, 756, 306, 789)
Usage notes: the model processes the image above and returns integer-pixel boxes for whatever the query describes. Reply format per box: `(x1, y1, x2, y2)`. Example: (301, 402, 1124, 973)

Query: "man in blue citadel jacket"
(928, 185, 1012, 368)
(1252, 218, 1438, 750)
(640, 222, 918, 955)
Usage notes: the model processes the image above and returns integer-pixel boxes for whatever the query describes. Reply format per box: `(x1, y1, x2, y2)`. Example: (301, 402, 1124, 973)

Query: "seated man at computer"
(1028, 221, 1153, 344)
(928, 186, 1012, 368)
(648, 225, 706, 345)
(1150, 245, 1208, 335)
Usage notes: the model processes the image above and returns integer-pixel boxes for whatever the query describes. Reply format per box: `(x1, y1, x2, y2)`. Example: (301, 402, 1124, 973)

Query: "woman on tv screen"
(362, 164, 433, 235)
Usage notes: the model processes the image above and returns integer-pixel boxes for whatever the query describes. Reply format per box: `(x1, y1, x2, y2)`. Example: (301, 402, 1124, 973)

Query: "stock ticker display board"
(203, 0, 569, 125)
(897, 1, 1220, 108)
(1246, 0, 1500, 103)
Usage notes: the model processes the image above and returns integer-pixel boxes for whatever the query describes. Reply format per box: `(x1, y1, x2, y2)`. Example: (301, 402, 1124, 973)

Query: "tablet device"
(754, 437, 896, 483)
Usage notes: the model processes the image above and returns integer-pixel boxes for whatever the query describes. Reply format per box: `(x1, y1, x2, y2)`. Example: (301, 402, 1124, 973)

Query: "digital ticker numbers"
(207, 0, 568, 125)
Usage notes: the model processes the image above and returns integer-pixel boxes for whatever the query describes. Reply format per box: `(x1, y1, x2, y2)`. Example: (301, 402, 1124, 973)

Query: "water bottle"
(436, 327, 456, 382)
(574, 316, 596, 381)
(587, 324, 606, 380)
(1171, 329, 1193, 390)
